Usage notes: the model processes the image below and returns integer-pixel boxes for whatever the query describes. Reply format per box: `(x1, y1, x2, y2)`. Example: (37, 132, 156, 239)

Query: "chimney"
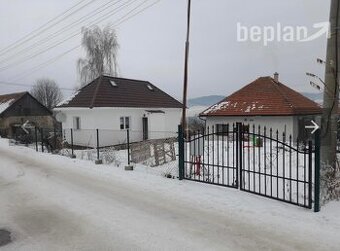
(274, 72, 279, 82)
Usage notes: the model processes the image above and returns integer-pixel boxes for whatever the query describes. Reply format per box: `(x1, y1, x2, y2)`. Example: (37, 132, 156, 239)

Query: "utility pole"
(321, 0, 340, 188)
(181, 0, 192, 136)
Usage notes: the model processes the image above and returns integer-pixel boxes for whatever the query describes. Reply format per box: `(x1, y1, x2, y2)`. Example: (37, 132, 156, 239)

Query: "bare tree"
(188, 117, 205, 133)
(30, 78, 63, 110)
(77, 25, 119, 86)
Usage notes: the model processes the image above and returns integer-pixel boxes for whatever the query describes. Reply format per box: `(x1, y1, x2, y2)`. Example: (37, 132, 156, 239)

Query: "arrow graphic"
(21, 120, 29, 134)
(305, 120, 320, 134)
(299, 22, 330, 42)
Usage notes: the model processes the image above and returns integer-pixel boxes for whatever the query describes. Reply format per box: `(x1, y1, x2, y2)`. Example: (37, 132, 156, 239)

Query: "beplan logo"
(237, 22, 330, 46)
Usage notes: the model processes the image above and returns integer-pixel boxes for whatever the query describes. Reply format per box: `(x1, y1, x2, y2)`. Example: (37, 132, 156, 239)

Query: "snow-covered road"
(0, 141, 340, 251)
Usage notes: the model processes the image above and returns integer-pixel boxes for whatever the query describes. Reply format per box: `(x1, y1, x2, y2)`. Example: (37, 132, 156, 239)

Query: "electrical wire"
(12, 46, 81, 82)
(0, 0, 126, 65)
(0, 0, 141, 72)
(0, 80, 73, 91)
(0, 0, 99, 57)
(113, 0, 160, 27)
(8, 0, 161, 82)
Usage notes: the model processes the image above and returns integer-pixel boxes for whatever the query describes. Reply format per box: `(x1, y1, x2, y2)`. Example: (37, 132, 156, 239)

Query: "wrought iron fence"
(178, 123, 321, 211)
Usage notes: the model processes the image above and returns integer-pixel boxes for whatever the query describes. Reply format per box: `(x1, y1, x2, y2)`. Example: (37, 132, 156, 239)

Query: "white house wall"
(148, 110, 181, 139)
(56, 107, 181, 147)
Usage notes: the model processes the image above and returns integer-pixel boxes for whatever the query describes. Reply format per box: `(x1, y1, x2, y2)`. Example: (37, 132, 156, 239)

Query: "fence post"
(127, 129, 131, 165)
(35, 127, 38, 152)
(314, 129, 321, 212)
(40, 128, 44, 153)
(70, 128, 76, 158)
(236, 122, 243, 188)
(178, 125, 185, 180)
(53, 127, 57, 152)
(95, 129, 102, 164)
(308, 140, 313, 209)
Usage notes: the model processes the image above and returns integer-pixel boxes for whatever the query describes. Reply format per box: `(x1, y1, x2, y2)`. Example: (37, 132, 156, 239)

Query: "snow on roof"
(56, 91, 80, 107)
(0, 92, 27, 115)
(202, 101, 231, 114)
(201, 77, 322, 117)
(0, 99, 15, 114)
(203, 100, 265, 115)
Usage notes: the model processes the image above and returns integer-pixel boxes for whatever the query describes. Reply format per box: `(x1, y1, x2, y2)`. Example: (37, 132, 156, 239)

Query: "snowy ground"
(0, 138, 340, 250)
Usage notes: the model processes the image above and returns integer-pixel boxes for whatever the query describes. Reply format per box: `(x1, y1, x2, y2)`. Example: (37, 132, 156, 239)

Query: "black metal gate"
(178, 123, 320, 210)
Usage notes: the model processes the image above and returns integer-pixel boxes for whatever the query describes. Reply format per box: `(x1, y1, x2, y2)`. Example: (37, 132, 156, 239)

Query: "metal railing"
(178, 123, 321, 211)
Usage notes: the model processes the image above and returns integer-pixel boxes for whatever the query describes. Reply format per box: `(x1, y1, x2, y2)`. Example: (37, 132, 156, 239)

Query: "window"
(120, 116, 130, 130)
(73, 117, 81, 130)
(216, 124, 228, 135)
(110, 80, 118, 87)
(125, 117, 130, 129)
(147, 84, 154, 91)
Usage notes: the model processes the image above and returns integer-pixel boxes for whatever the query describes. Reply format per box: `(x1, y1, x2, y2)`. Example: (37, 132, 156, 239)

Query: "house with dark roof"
(55, 75, 183, 147)
(0, 92, 54, 138)
(200, 73, 322, 140)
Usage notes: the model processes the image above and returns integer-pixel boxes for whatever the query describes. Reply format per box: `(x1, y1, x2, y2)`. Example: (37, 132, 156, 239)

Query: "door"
(142, 117, 148, 140)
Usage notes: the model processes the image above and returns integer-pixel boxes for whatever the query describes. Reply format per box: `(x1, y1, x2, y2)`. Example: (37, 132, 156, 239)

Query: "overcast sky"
(0, 0, 330, 100)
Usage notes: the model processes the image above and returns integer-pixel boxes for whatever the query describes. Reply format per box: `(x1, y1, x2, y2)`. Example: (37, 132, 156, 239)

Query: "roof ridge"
(90, 76, 104, 108)
(0, 91, 28, 97)
(102, 75, 149, 83)
(271, 77, 321, 108)
(270, 78, 295, 111)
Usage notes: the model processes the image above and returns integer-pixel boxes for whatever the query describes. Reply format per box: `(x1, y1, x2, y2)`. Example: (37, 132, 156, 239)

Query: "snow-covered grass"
(185, 137, 314, 206)
(1, 138, 340, 250)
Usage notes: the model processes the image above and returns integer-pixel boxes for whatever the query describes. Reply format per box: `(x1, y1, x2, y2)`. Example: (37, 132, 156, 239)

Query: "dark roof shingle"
(0, 92, 26, 115)
(57, 76, 183, 108)
(201, 77, 322, 116)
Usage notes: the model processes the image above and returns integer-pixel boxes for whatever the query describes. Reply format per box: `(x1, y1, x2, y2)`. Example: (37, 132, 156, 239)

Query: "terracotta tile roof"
(0, 92, 26, 115)
(57, 75, 183, 109)
(201, 77, 322, 117)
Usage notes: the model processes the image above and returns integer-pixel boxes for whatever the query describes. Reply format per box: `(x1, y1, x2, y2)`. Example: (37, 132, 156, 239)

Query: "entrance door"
(142, 117, 148, 140)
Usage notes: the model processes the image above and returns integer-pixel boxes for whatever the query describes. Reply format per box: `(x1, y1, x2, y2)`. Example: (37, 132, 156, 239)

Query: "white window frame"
(120, 116, 130, 130)
(73, 116, 81, 130)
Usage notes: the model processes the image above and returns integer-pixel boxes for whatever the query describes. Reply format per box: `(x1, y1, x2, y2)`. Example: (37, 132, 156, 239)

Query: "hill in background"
(188, 95, 225, 107)
(188, 92, 322, 108)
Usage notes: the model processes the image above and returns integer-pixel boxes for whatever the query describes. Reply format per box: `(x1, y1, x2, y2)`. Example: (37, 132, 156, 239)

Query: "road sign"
(305, 120, 320, 134)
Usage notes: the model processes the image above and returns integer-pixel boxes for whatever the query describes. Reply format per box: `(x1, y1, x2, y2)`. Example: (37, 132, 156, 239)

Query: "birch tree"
(77, 25, 119, 86)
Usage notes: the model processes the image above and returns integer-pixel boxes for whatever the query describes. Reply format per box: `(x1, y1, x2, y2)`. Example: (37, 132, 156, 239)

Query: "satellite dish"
(56, 112, 66, 123)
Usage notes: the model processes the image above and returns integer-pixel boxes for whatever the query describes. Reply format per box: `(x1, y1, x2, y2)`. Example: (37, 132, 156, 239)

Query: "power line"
(113, 0, 160, 27)
(12, 46, 81, 82)
(0, 80, 73, 91)
(0, 0, 99, 57)
(0, 0, 141, 72)
(8, 0, 161, 81)
(0, 0, 125, 65)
